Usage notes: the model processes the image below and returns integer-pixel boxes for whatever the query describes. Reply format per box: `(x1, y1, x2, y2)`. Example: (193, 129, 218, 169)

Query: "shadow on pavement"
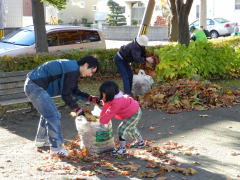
(0, 104, 240, 179)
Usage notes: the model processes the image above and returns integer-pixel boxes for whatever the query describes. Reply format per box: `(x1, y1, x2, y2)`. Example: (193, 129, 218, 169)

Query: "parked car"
(0, 25, 106, 56)
(190, 18, 236, 38)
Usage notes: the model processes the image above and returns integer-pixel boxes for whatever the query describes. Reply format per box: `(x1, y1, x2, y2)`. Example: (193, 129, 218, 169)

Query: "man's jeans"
(24, 78, 63, 148)
(114, 54, 133, 95)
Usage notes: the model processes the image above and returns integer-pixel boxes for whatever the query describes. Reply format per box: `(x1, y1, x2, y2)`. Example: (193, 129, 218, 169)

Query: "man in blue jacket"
(24, 56, 100, 156)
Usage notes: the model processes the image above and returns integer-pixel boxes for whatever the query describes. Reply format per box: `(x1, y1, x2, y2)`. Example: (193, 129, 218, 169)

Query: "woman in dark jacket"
(114, 35, 154, 95)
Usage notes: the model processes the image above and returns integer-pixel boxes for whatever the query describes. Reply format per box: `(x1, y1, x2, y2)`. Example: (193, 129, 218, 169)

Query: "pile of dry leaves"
(138, 79, 240, 113)
(37, 139, 198, 179)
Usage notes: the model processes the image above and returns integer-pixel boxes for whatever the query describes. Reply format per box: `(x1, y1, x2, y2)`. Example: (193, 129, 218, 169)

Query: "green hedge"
(155, 37, 240, 81)
(1, 36, 240, 80)
(0, 48, 118, 74)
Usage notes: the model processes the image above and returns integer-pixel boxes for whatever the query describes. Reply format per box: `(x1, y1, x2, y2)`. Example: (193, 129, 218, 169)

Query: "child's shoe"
(130, 140, 145, 148)
(50, 146, 69, 156)
(112, 147, 127, 156)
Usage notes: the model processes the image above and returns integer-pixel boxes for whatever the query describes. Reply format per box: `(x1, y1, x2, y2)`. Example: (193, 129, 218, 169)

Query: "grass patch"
(213, 79, 240, 90)
(3, 77, 123, 114)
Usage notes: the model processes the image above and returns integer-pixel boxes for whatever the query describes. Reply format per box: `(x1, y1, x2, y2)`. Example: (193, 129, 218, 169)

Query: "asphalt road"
(0, 104, 239, 179)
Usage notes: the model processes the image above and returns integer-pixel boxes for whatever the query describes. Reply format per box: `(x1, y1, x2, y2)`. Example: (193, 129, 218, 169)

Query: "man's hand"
(146, 57, 154, 64)
(88, 96, 100, 104)
(70, 107, 84, 117)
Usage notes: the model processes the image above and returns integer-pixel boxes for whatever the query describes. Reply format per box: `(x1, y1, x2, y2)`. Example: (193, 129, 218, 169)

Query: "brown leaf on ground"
(136, 170, 160, 178)
(149, 126, 156, 130)
(138, 79, 240, 113)
(174, 167, 197, 175)
(146, 161, 159, 168)
(156, 177, 167, 180)
(118, 162, 141, 172)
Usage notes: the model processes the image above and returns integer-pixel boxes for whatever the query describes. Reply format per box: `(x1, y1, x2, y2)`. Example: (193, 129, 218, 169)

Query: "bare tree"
(31, 0, 66, 53)
(168, 0, 178, 41)
(176, 0, 193, 45)
(31, 0, 48, 53)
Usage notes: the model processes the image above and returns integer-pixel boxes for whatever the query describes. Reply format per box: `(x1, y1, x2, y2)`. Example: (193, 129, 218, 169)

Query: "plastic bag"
(75, 105, 115, 154)
(132, 69, 154, 96)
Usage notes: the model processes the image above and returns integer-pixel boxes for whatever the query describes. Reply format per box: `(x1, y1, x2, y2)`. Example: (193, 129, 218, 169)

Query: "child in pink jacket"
(99, 81, 144, 155)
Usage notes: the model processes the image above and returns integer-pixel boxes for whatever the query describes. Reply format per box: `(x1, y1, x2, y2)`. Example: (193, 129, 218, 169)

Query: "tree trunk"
(31, 0, 48, 53)
(176, 0, 193, 45)
(168, 0, 178, 42)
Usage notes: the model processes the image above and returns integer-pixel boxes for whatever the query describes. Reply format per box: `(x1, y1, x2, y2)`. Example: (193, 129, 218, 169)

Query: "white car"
(190, 18, 236, 38)
(0, 25, 106, 56)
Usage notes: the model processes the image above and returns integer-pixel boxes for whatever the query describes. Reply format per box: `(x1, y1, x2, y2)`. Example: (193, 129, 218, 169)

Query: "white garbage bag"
(132, 69, 154, 96)
(75, 105, 115, 154)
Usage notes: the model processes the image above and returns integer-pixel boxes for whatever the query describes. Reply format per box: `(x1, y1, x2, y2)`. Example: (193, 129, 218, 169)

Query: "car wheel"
(210, 30, 219, 38)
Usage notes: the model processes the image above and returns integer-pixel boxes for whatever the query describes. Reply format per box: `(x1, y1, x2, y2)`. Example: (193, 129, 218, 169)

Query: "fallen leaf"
(136, 170, 159, 178)
(183, 151, 192, 156)
(199, 114, 208, 117)
(120, 171, 131, 175)
(80, 170, 96, 176)
(156, 177, 167, 180)
(149, 126, 156, 130)
(192, 161, 201, 165)
(146, 161, 158, 168)
(174, 167, 197, 175)
(120, 162, 141, 172)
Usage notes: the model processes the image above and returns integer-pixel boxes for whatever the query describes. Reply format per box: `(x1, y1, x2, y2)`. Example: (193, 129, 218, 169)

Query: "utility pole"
(0, 0, 5, 39)
(137, 0, 155, 37)
(199, 0, 207, 28)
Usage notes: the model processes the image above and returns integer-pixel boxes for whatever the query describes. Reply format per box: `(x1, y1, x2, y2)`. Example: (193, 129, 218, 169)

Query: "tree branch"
(184, 0, 194, 15)
(176, 0, 183, 14)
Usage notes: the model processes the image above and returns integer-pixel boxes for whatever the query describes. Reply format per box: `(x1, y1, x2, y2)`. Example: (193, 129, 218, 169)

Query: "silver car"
(190, 18, 236, 38)
(0, 25, 106, 56)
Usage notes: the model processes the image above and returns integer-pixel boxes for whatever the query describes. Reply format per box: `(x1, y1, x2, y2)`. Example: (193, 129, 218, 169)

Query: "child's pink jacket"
(100, 92, 139, 124)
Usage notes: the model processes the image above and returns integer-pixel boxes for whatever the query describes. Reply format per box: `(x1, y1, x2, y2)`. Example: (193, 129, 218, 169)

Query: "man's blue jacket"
(27, 59, 89, 109)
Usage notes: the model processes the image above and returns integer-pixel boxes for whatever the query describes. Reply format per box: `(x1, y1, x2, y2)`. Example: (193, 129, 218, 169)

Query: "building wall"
(96, 0, 163, 26)
(4, 0, 56, 28)
(5, 0, 23, 28)
(102, 25, 168, 40)
(58, 0, 98, 24)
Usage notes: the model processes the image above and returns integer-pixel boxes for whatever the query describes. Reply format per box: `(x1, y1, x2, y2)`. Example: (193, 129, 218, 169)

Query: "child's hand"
(70, 107, 85, 117)
(146, 57, 154, 64)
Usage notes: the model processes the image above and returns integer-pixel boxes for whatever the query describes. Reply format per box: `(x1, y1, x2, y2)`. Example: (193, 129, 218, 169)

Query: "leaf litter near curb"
(36, 139, 198, 178)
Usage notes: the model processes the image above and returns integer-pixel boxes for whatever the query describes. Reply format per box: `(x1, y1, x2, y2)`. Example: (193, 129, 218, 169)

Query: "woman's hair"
(99, 81, 119, 102)
(77, 56, 99, 73)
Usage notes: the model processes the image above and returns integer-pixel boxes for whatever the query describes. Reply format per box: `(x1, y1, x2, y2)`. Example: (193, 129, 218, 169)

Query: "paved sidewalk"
(105, 40, 169, 49)
(0, 105, 239, 179)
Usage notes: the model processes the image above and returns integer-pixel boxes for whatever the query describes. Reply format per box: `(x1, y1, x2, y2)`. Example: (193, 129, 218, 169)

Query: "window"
(51, 30, 100, 46)
(236, 0, 240, 9)
(70, 0, 85, 8)
(196, 5, 199, 19)
(47, 33, 59, 46)
(132, 2, 144, 8)
(2, 29, 35, 46)
(192, 20, 199, 27)
(57, 31, 81, 45)
(214, 18, 229, 23)
(155, 5, 160, 11)
(207, 19, 215, 25)
(92, 5, 96, 11)
(81, 31, 100, 43)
